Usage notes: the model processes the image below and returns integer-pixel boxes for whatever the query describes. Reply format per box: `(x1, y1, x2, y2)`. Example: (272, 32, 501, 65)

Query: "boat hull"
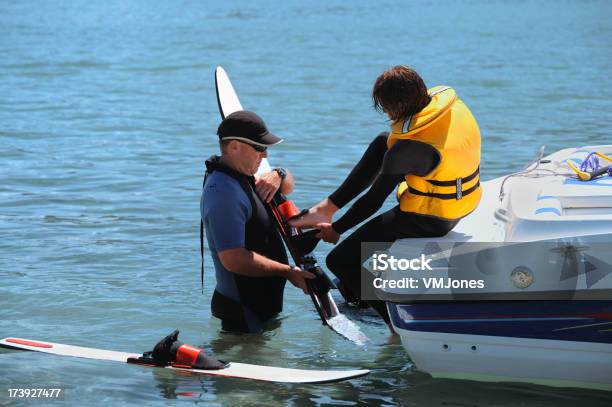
(388, 301, 612, 390)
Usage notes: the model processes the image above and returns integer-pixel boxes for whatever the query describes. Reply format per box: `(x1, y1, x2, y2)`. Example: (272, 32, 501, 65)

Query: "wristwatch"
(273, 167, 287, 181)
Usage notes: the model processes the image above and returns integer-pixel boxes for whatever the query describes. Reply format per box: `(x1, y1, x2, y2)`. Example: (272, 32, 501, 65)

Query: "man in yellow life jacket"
(290, 65, 481, 327)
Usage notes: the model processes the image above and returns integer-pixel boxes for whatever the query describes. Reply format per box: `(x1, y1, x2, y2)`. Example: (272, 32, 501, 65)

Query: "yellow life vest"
(387, 86, 482, 220)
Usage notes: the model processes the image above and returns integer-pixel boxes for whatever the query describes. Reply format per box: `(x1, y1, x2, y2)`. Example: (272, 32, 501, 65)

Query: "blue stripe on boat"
(536, 195, 558, 201)
(564, 178, 612, 186)
(535, 207, 561, 215)
(389, 301, 612, 343)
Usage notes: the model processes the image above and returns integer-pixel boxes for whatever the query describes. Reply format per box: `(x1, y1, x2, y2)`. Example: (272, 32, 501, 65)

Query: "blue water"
(1, 0, 611, 405)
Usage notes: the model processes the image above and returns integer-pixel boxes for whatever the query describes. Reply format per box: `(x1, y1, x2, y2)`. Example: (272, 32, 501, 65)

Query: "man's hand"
(287, 265, 315, 294)
(255, 171, 282, 202)
(316, 223, 340, 244)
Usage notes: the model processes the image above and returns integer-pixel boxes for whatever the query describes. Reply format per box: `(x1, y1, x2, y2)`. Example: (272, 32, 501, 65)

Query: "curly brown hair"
(372, 66, 431, 123)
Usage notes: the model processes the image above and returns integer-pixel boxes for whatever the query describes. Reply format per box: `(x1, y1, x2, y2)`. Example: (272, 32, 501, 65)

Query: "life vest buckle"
(456, 178, 462, 200)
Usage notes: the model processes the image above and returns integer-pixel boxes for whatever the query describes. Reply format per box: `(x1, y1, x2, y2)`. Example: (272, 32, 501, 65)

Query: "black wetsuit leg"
(211, 291, 252, 333)
(328, 132, 389, 207)
(326, 207, 458, 323)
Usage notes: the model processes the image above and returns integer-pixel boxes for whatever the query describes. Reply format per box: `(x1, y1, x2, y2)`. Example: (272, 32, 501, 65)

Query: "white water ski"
(215, 66, 271, 174)
(214, 66, 369, 345)
(0, 337, 368, 383)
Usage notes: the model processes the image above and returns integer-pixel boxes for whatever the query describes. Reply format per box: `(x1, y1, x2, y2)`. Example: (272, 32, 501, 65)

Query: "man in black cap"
(201, 111, 314, 333)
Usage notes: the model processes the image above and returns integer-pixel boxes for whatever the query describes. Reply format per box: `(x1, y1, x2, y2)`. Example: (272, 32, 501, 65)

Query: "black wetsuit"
(326, 132, 458, 322)
(201, 157, 287, 333)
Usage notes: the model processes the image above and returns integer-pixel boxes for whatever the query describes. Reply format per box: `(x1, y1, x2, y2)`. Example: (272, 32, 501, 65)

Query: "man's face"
(233, 141, 268, 176)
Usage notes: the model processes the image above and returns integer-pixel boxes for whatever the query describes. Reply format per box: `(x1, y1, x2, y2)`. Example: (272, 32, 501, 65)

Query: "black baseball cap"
(217, 111, 283, 147)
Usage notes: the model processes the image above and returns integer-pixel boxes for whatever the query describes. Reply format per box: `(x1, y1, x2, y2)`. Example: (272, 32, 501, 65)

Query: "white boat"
(380, 145, 612, 390)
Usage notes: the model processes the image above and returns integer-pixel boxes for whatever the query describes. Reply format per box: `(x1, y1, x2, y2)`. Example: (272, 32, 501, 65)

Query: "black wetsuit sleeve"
(381, 139, 440, 176)
(328, 133, 388, 208)
(332, 173, 403, 235)
(331, 140, 440, 235)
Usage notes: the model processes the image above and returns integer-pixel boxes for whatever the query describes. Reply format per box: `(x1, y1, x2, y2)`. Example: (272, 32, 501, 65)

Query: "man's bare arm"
(218, 247, 314, 292)
(219, 247, 291, 277)
(254, 168, 295, 202)
(279, 168, 294, 195)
